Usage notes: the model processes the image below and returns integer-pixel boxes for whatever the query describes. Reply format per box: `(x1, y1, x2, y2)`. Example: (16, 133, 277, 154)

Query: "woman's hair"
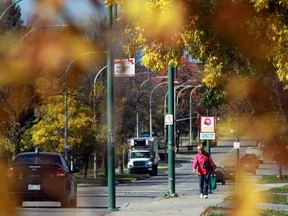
(197, 144, 204, 150)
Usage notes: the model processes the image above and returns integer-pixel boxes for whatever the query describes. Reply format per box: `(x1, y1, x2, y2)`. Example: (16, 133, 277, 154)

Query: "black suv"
(7, 152, 79, 208)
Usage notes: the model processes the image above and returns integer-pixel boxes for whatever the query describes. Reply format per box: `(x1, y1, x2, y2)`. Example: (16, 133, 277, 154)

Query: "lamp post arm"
(136, 75, 168, 137)
(149, 81, 168, 137)
(0, 0, 22, 22)
(176, 85, 194, 104)
(93, 65, 107, 118)
(19, 24, 69, 42)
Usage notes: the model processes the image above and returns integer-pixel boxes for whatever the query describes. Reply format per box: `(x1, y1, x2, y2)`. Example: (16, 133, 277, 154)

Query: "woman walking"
(192, 144, 216, 199)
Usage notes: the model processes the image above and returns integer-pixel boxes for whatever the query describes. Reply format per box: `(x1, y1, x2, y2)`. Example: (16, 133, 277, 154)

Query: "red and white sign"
(114, 58, 135, 77)
(200, 116, 216, 133)
(165, 114, 173, 126)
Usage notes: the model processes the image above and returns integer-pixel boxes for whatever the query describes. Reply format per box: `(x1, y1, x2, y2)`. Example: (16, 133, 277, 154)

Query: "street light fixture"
(136, 75, 168, 137)
(19, 24, 69, 42)
(174, 84, 201, 147)
(0, 0, 23, 22)
(149, 81, 168, 137)
(173, 82, 189, 152)
(176, 85, 193, 104)
(189, 85, 201, 146)
(93, 65, 107, 118)
(64, 51, 106, 160)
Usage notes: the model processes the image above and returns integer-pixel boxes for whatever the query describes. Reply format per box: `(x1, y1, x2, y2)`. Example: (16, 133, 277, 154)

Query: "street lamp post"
(175, 85, 202, 147)
(93, 65, 107, 118)
(176, 85, 193, 104)
(106, 4, 117, 211)
(173, 83, 188, 153)
(92, 65, 107, 179)
(149, 81, 168, 137)
(189, 85, 201, 146)
(136, 76, 168, 137)
(64, 51, 105, 160)
(166, 65, 177, 197)
(163, 81, 182, 162)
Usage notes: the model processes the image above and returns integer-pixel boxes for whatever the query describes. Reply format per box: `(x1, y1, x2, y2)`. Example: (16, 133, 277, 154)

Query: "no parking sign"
(200, 116, 216, 140)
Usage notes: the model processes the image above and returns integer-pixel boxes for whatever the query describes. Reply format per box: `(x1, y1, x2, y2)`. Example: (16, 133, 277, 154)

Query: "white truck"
(127, 137, 159, 176)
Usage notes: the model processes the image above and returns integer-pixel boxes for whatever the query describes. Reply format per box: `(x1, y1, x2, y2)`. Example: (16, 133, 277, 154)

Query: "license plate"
(28, 184, 41, 191)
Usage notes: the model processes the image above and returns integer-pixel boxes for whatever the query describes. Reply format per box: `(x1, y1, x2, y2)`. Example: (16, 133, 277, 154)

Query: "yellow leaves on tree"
(202, 57, 223, 88)
(266, 17, 288, 89)
(25, 95, 96, 153)
(120, 0, 186, 71)
(105, 0, 122, 7)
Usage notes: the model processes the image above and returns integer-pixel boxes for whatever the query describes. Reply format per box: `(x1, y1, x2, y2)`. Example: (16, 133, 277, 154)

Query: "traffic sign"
(165, 114, 173, 125)
(200, 116, 216, 133)
(114, 58, 135, 77)
(234, 142, 240, 149)
(200, 133, 215, 140)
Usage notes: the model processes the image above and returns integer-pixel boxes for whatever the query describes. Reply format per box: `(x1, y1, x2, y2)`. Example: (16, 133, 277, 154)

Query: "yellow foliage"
(121, 0, 187, 71)
(203, 57, 223, 88)
(105, 0, 122, 6)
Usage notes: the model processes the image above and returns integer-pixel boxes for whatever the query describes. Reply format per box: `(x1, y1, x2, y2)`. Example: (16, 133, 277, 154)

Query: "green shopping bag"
(210, 174, 217, 190)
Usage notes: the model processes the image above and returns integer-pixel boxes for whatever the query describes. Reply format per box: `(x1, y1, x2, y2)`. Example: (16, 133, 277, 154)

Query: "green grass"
(259, 175, 288, 183)
(209, 184, 288, 215)
(76, 173, 148, 185)
(264, 185, 288, 205)
(266, 193, 288, 205)
(268, 185, 288, 193)
(204, 206, 288, 216)
(260, 209, 288, 216)
(201, 206, 230, 216)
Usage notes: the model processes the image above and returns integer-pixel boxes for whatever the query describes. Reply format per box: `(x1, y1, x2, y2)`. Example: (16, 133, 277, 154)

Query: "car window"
(131, 152, 150, 158)
(60, 155, 69, 171)
(13, 154, 61, 165)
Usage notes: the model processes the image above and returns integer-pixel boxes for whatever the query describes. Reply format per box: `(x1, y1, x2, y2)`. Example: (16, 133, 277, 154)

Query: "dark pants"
(199, 173, 210, 195)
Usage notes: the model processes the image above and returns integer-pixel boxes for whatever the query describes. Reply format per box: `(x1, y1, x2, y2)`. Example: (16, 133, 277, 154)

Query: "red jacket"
(192, 151, 216, 176)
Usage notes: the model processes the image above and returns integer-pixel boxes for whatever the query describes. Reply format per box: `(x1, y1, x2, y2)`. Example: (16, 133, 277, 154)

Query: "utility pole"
(166, 65, 176, 197)
(106, 4, 116, 211)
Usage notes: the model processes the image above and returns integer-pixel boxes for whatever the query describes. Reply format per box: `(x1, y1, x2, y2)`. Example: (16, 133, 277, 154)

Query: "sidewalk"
(105, 190, 228, 216)
(104, 182, 288, 216)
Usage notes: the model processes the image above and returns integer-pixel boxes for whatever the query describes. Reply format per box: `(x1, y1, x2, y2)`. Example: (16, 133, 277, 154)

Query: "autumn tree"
(119, 0, 288, 133)
(20, 94, 98, 174)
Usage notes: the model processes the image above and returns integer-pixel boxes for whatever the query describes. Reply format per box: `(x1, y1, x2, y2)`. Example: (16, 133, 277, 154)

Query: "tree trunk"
(84, 153, 89, 179)
(118, 159, 123, 174)
(101, 151, 107, 177)
(278, 162, 283, 181)
(94, 153, 98, 179)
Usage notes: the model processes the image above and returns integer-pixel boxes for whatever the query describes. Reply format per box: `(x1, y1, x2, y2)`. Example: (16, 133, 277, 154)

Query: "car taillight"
(7, 168, 14, 178)
(56, 168, 65, 176)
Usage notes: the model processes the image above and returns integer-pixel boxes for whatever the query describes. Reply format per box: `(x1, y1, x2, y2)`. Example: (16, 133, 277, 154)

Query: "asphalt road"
(14, 145, 240, 216)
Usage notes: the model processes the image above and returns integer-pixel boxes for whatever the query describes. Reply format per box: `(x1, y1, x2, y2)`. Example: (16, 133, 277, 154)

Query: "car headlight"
(147, 161, 152, 167)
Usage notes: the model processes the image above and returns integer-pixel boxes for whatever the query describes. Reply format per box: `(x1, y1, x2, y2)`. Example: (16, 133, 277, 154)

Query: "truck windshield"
(131, 152, 150, 158)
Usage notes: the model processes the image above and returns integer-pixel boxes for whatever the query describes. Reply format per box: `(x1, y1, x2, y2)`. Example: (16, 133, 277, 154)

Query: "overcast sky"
(16, 0, 105, 26)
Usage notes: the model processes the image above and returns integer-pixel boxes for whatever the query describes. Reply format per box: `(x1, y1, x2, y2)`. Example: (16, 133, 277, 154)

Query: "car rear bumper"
(8, 180, 68, 201)
(10, 191, 62, 201)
